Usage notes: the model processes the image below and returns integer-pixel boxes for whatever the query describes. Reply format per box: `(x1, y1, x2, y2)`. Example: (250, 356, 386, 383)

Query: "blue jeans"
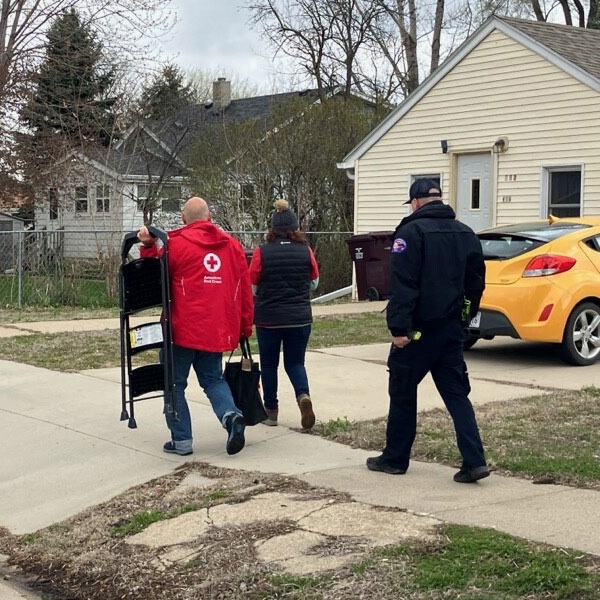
(256, 325, 311, 410)
(166, 345, 241, 453)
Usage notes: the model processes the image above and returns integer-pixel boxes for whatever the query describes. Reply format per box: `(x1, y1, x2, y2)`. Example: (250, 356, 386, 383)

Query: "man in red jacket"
(138, 197, 253, 457)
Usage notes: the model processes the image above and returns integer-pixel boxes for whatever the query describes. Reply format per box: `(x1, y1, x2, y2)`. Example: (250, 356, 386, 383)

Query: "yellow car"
(466, 216, 600, 365)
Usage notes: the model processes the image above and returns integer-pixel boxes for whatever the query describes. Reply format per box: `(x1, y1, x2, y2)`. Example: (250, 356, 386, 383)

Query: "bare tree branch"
(431, 0, 445, 71)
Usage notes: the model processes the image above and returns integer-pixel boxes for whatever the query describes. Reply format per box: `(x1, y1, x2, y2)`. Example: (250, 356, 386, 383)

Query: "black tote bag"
(224, 337, 267, 426)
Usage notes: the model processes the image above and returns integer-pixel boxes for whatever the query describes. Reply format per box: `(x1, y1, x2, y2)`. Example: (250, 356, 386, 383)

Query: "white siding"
(355, 29, 600, 232)
(34, 163, 125, 259)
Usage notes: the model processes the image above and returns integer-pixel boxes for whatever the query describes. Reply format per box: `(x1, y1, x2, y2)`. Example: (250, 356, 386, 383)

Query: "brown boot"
(264, 408, 278, 426)
(297, 394, 315, 430)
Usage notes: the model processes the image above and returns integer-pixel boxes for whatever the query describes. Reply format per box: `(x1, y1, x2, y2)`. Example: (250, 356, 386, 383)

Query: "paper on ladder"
(129, 323, 163, 349)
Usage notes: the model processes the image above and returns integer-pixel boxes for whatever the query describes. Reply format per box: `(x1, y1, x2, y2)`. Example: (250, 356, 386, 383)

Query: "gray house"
(35, 79, 344, 259)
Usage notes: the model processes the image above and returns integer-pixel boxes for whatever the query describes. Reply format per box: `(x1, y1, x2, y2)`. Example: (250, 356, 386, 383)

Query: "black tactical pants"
(381, 319, 486, 472)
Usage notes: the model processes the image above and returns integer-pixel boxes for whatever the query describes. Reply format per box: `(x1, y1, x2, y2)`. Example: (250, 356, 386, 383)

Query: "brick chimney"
(212, 78, 231, 114)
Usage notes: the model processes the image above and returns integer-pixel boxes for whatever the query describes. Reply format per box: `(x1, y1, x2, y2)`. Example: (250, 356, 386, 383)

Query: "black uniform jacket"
(386, 201, 485, 337)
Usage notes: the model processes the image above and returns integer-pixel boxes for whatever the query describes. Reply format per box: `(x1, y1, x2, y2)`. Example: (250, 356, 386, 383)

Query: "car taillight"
(522, 255, 576, 277)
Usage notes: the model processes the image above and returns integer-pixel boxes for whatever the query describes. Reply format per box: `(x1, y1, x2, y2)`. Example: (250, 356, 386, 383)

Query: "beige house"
(339, 16, 600, 234)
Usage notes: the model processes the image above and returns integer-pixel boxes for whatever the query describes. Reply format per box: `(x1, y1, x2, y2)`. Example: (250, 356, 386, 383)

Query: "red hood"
(169, 220, 232, 250)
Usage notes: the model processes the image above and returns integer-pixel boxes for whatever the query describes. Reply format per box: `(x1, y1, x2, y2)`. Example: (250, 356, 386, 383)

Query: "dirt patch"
(0, 463, 441, 600)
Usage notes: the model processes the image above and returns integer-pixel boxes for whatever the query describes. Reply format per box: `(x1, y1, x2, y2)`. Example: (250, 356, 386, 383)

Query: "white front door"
(456, 153, 492, 231)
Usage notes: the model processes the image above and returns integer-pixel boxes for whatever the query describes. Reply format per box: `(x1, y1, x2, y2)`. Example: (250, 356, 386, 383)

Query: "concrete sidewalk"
(1, 303, 598, 600)
(1, 303, 599, 560)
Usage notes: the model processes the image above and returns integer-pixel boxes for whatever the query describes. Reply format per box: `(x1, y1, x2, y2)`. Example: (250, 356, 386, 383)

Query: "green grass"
(205, 490, 230, 501)
(112, 510, 167, 537)
(319, 417, 353, 437)
(265, 526, 600, 598)
(0, 312, 388, 372)
(0, 305, 121, 323)
(268, 573, 325, 596)
(349, 558, 376, 574)
(21, 534, 39, 545)
(409, 524, 599, 598)
(0, 330, 157, 371)
(112, 503, 201, 538)
(309, 312, 388, 347)
(0, 274, 117, 309)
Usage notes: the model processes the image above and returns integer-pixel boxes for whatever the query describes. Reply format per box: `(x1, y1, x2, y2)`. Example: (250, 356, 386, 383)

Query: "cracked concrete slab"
(127, 508, 210, 548)
(208, 492, 331, 527)
(299, 502, 439, 546)
(126, 491, 442, 576)
(255, 529, 354, 574)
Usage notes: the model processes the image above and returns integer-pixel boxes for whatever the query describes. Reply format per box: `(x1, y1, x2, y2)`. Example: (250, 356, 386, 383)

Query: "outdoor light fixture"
(440, 140, 448, 154)
(493, 136, 509, 153)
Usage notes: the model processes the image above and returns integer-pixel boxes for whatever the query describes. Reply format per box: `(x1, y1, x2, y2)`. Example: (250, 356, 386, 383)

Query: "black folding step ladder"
(119, 227, 176, 429)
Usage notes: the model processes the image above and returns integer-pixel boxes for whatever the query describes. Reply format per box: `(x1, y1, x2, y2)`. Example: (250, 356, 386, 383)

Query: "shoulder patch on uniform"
(392, 238, 407, 253)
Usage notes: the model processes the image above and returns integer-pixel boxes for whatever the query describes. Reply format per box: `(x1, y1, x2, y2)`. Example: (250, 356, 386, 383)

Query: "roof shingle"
(499, 17, 600, 82)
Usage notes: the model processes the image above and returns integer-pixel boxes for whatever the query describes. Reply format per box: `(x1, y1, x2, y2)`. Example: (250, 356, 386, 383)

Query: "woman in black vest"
(248, 199, 320, 428)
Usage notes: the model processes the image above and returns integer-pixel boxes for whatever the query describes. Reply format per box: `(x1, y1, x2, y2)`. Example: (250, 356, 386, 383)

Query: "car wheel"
(561, 302, 600, 366)
(463, 333, 479, 350)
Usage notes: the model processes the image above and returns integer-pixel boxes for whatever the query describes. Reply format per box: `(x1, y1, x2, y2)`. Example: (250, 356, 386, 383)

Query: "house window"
(543, 166, 582, 218)
(96, 185, 110, 213)
(471, 178, 481, 210)
(161, 197, 180, 212)
(408, 175, 442, 212)
(137, 183, 181, 212)
(550, 170, 581, 217)
(75, 186, 88, 213)
(137, 184, 149, 212)
(410, 174, 442, 193)
(161, 185, 181, 212)
(49, 188, 58, 220)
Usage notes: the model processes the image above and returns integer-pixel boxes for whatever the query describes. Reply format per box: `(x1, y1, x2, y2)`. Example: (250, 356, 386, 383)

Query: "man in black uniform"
(367, 179, 489, 483)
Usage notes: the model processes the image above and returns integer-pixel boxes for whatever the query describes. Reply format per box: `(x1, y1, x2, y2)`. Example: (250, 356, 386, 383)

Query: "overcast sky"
(162, 1, 289, 93)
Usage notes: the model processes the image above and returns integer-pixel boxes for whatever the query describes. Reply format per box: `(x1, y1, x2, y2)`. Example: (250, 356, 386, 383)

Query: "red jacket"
(141, 221, 253, 352)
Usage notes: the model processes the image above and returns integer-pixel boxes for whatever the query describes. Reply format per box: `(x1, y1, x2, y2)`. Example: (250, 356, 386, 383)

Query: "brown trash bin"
(346, 231, 394, 301)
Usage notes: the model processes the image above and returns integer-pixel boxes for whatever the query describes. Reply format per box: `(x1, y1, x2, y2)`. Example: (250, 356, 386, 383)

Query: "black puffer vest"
(254, 237, 313, 326)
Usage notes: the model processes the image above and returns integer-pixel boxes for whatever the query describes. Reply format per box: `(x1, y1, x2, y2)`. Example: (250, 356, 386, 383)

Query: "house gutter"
(491, 136, 508, 226)
(492, 148, 499, 227)
(337, 163, 355, 180)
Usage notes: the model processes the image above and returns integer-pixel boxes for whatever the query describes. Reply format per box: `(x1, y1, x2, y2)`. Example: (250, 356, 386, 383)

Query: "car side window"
(584, 236, 600, 252)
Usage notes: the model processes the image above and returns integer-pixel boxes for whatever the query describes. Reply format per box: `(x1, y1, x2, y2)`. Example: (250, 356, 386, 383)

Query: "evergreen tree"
(20, 9, 117, 146)
(139, 64, 194, 120)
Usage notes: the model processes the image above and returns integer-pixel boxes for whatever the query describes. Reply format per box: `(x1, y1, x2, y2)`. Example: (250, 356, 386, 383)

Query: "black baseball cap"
(404, 179, 442, 204)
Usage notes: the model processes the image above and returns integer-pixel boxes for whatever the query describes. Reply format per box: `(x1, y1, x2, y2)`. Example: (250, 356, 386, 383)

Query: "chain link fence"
(0, 229, 353, 308)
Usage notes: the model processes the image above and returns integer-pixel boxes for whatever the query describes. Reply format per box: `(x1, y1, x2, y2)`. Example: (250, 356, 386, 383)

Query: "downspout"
(491, 136, 508, 226)
(492, 148, 499, 227)
(343, 165, 358, 300)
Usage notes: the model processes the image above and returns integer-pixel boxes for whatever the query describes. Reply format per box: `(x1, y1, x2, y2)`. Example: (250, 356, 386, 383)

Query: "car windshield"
(477, 222, 590, 260)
